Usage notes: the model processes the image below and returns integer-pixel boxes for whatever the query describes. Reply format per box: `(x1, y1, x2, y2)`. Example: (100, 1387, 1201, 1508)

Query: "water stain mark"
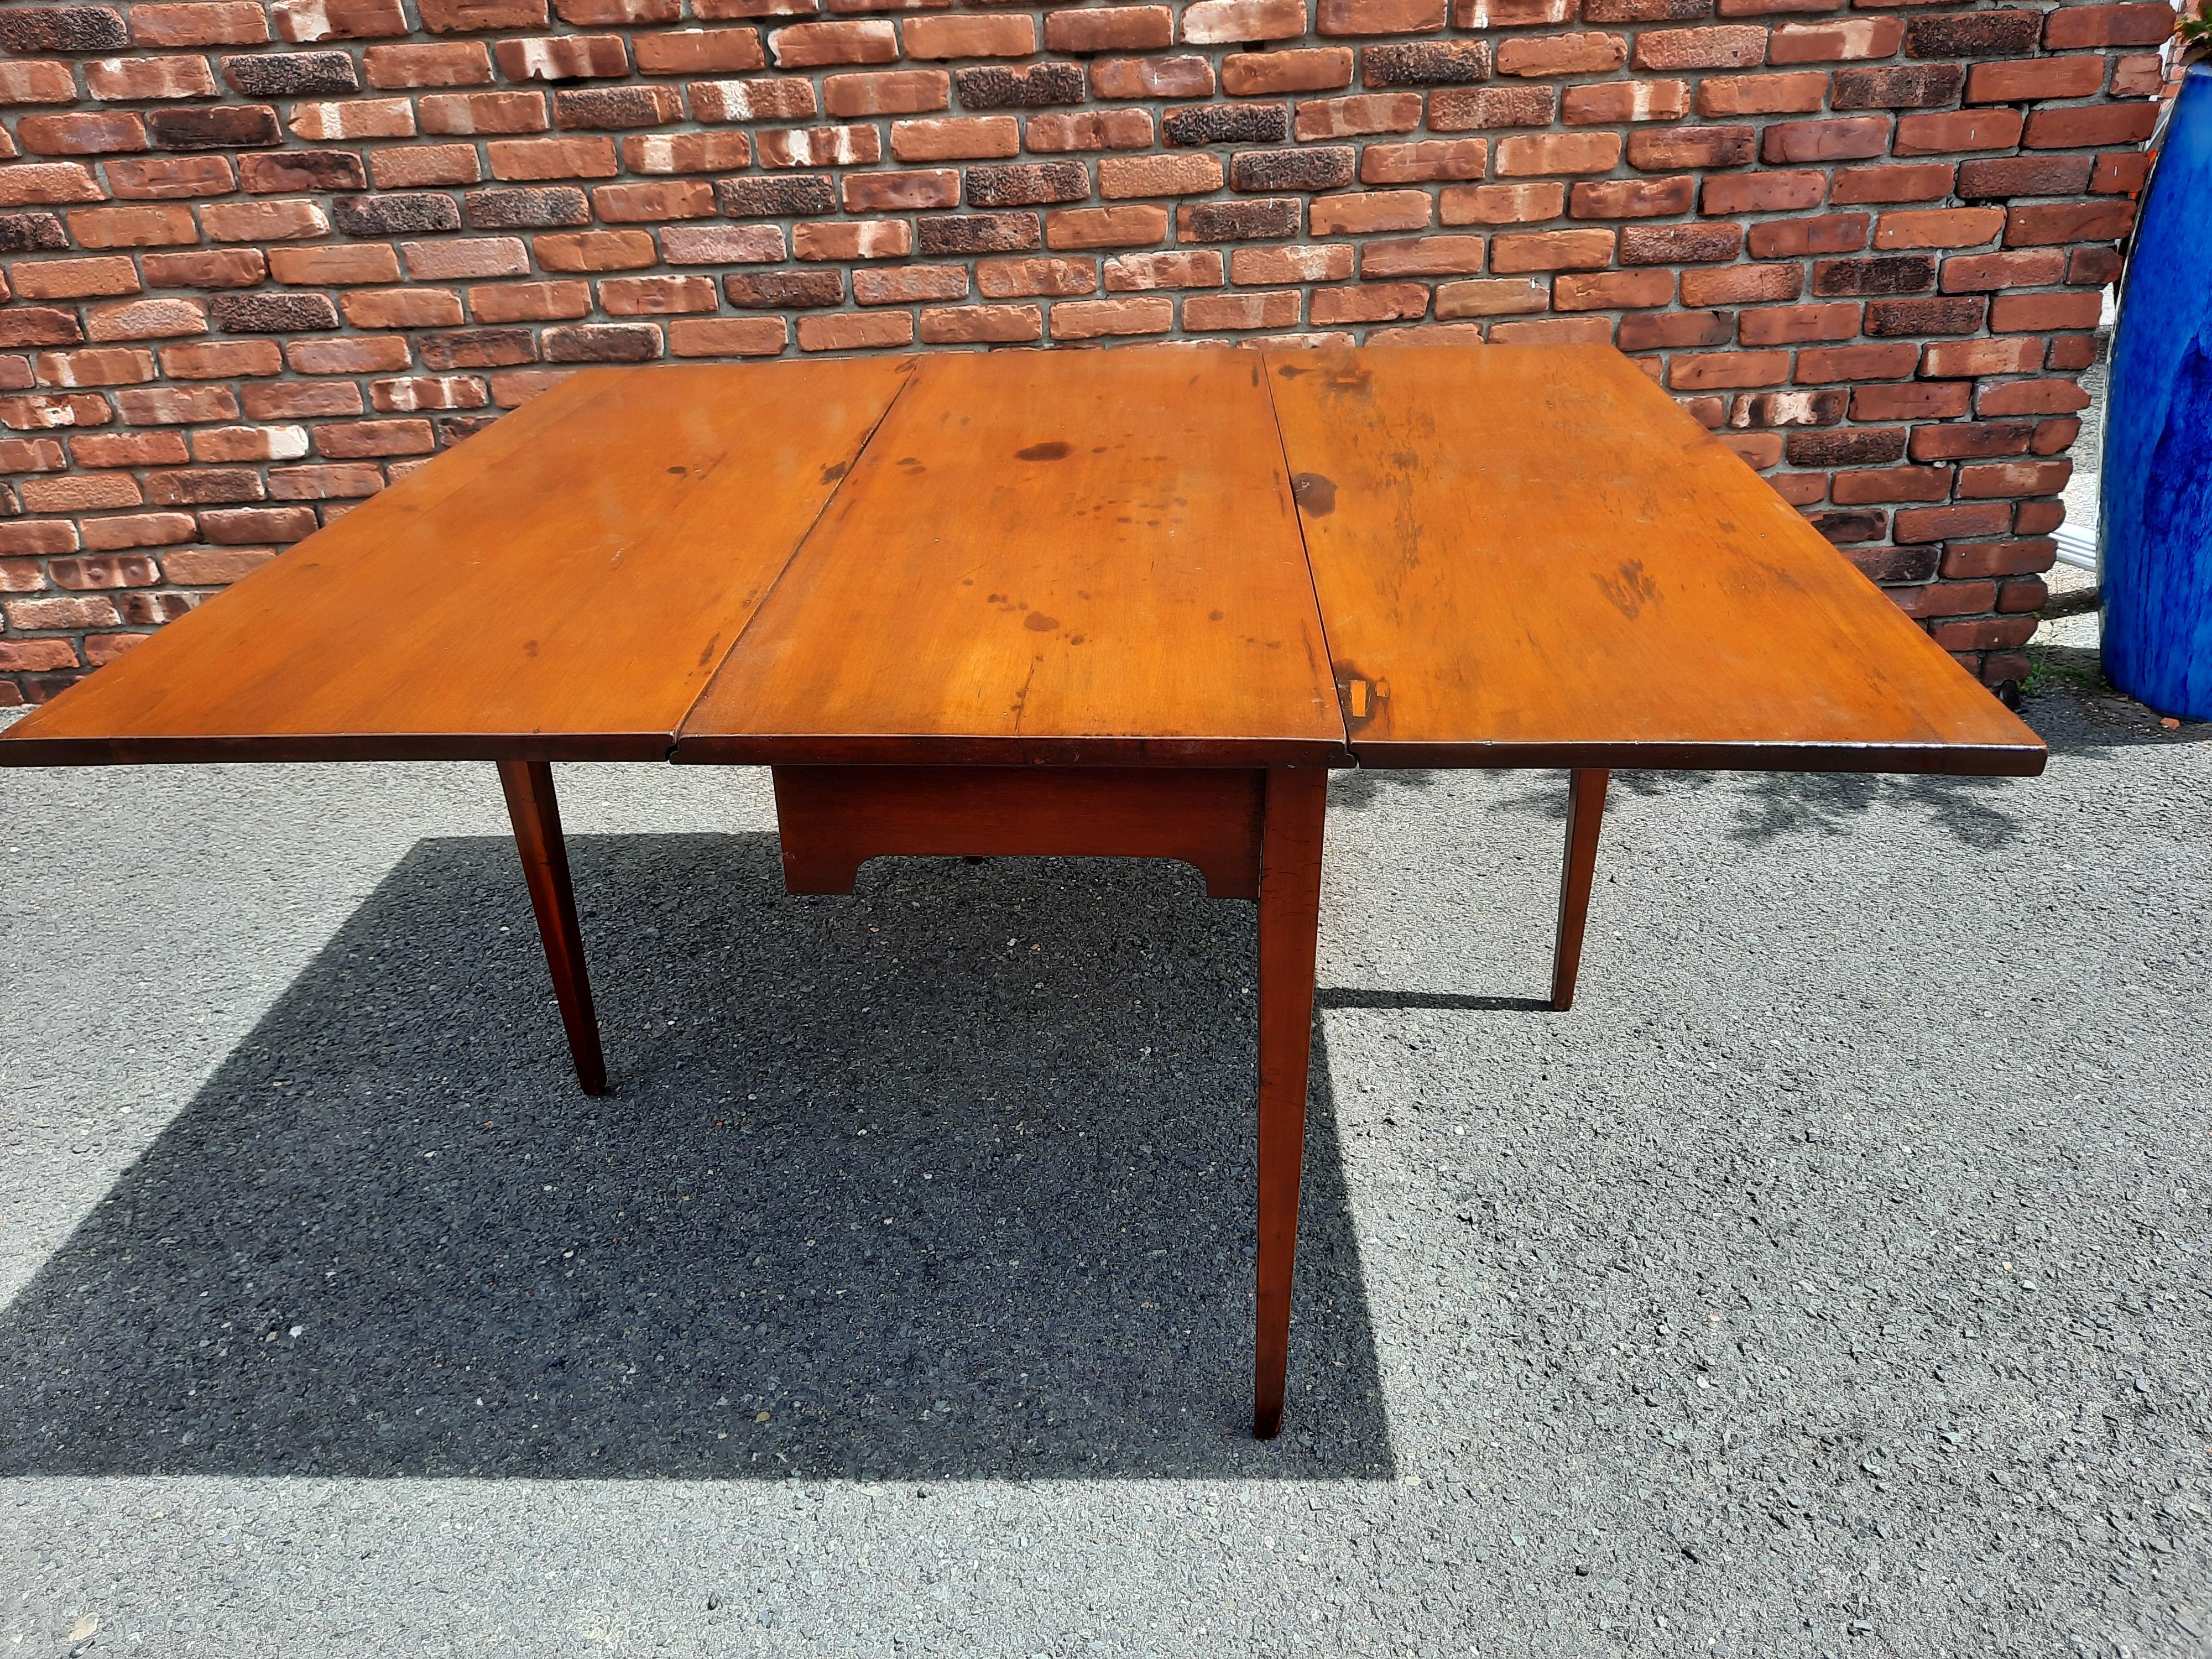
(1016, 441, 1071, 462)
(1292, 472, 1337, 517)
(1024, 612, 1059, 632)
(1594, 559, 1659, 620)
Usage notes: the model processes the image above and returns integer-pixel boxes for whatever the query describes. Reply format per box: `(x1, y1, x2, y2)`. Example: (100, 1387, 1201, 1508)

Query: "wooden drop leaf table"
(0, 344, 2044, 1439)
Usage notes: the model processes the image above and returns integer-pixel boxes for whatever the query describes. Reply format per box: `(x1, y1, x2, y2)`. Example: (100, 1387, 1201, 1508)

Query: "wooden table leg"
(1550, 767, 1610, 1014)
(1253, 766, 1327, 1439)
(495, 758, 607, 1095)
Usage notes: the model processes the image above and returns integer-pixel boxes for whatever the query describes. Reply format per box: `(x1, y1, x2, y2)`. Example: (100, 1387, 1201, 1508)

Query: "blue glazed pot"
(2101, 64, 2212, 722)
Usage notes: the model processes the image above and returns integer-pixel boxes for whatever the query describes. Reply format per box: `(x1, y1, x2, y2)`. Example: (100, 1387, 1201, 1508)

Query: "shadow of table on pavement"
(0, 834, 1397, 1482)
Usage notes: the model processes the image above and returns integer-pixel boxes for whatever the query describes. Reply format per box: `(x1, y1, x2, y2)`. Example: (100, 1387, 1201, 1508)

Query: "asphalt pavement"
(1, 684, 2207, 1658)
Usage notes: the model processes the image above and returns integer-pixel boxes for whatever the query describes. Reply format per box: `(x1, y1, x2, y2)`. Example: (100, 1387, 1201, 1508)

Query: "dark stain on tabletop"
(1292, 472, 1337, 517)
(1016, 441, 1072, 462)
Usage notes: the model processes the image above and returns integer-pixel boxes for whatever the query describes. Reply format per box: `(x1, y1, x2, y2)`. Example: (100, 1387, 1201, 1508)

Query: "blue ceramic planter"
(2101, 64, 2212, 722)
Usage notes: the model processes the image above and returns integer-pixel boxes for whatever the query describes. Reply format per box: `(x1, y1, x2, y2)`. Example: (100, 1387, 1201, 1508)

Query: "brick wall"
(0, 0, 2163, 705)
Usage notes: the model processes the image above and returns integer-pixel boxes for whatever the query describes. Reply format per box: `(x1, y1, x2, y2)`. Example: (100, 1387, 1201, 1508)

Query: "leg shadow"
(0, 835, 1392, 1481)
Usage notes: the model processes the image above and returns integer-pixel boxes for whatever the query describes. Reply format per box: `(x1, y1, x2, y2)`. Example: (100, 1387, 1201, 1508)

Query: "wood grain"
(0, 358, 912, 765)
(772, 765, 1265, 898)
(676, 346, 1348, 768)
(1251, 765, 1327, 1441)
(1265, 344, 2047, 776)
(497, 758, 606, 1094)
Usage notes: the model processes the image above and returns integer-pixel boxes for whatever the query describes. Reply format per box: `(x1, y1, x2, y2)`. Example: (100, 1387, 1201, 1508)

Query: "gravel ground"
(1, 686, 2209, 1659)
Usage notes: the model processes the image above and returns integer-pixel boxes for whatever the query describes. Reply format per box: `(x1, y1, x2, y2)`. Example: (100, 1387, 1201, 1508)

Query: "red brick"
(131, 3, 271, 45)
(1047, 5, 1175, 52)
(823, 69, 950, 116)
(1552, 269, 1673, 310)
(48, 552, 161, 587)
(1572, 175, 1694, 217)
(842, 168, 960, 211)
(1048, 295, 1174, 338)
(1231, 243, 1355, 283)
(534, 228, 659, 270)
(1893, 109, 2023, 155)
(488, 137, 618, 180)
(1099, 152, 1222, 196)
(667, 317, 788, 356)
(1767, 17, 1901, 59)
(239, 382, 361, 419)
(1940, 247, 2068, 293)
(919, 303, 1042, 343)
(1761, 116, 1891, 163)
(1989, 290, 2101, 332)
(662, 223, 788, 262)
(372, 144, 484, 188)
(892, 117, 1021, 161)
(853, 264, 971, 304)
(84, 55, 218, 100)
(1700, 170, 1824, 214)
(1488, 316, 1613, 344)
(1441, 181, 1564, 224)
(2042, 2, 2173, 46)
(1564, 80, 1689, 123)
(1308, 190, 1432, 235)
(902, 13, 1034, 56)
(1964, 55, 2105, 102)
(634, 27, 765, 74)
(1430, 86, 1557, 130)
(977, 256, 1097, 297)
(1679, 262, 1799, 304)
(1310, 280, 1429, 322)
(1490, 227, 1614, 272)
(268, 244, 401, 284)
(2004, 200, 2131, 247)
(1362, 138, 1487, 184)
(468, 279, 593, 320)
(620, 131, 753, 174)
(1104, 248, 1224, 288)
(1026, 110, 1155, 152)
(768, 20, 897, 66)
(416, 0, 546, 27)
(2024, 104, 2158, 150)
(104, 155, 237, 199)
(1185, 290, 1303, 330)
(288, 336, 411, 373)
(1222, 46, 1354, 94)
(1494, 32, 1627, 75)
(493, 34, 630, 79)
(420, 90, 550, 133)
(1180, 0, 1308, 44)
(1632, 124, 1756, 169)
(10, 257, 140, 301)
(1695, 71, 1825, 114)
(315, 419, 436, 458)
(1090, 55, 1215, 99)
(1317, 0, 1447, 33)
(1632, 23, 1768, 68)
(1294, 92, 1422, 138)
(364, 40, 494, 85)
(1047, 204, 1171, 248)
(0, 164, 104, 207)
(17, 113, 148, 156)
(1738, 301, 1860, 343)
(1799, 342, 1922, 384)
(1495, 132, 1622, 176)
(795, 311, 913, 350)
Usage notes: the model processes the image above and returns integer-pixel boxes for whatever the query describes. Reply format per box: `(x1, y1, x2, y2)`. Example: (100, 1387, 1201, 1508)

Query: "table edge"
(0, 731, 678, 766)
(671, 733, 1352, 768)
(1347, 737, 2049, 777)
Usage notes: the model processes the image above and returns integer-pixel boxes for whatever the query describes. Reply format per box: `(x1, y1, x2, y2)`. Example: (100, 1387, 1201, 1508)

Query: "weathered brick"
(149, 106, 283, 149)
(222, 50, 359, 96)
(718, 174, 838, 216)
(0, 7, 129, 53)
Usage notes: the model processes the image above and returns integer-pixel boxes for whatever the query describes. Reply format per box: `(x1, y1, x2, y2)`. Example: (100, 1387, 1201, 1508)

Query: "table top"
(0, 343, 2044, 777)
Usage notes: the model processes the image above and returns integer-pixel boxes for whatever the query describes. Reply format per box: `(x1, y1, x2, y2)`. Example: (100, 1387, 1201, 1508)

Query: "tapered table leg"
(1253, 766, 1327, 1439)
(495, 758, 607, 1095)
(1550, 768, 1610, 1014)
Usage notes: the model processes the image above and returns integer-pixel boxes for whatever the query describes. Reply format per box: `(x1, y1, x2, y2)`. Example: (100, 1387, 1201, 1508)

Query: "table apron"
(769, 765, 1267, 900)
